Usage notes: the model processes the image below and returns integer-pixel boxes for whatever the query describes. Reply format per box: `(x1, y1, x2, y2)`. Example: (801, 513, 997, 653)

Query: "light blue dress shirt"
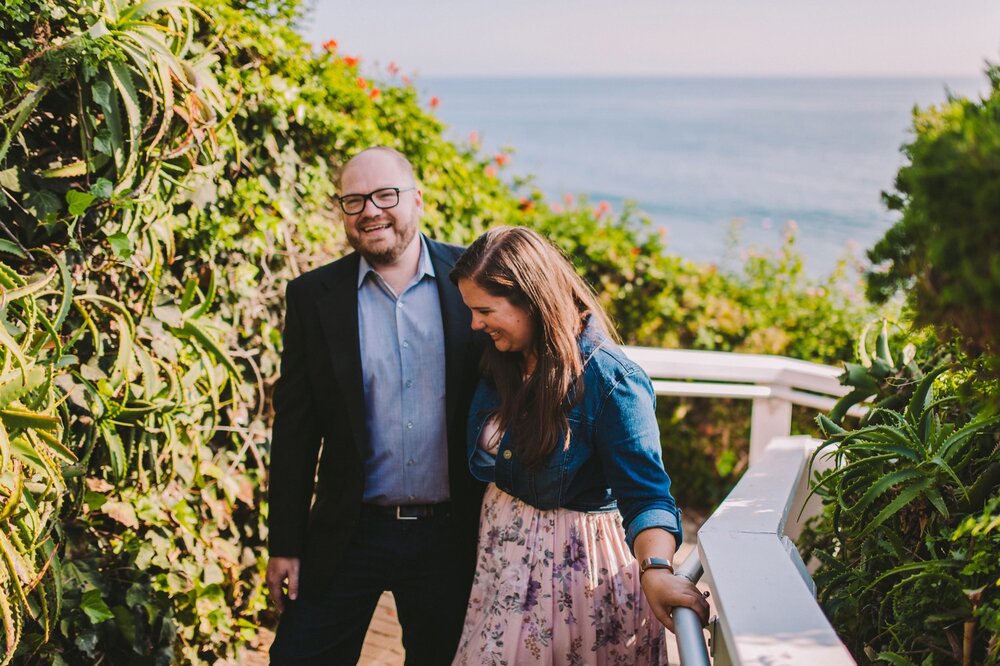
(357, 237, 450, 505)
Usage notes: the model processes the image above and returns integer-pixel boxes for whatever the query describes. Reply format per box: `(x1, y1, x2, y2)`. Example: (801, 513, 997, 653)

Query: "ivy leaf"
(74, 631, 99, 657)
(0, 167, 21, 192)
(107, 232, 133, 260)
(83, 490, 107, 512)
(80, 589, 115, 624)
(112, 605, 137, 645)
(92, 80, 113, 114)
(67, 190, 96, 216)
(24, 190, 62, 219)
(90, 178, 114, 199)
(94, 129, 114, 156)
(102, 501, 138, 529)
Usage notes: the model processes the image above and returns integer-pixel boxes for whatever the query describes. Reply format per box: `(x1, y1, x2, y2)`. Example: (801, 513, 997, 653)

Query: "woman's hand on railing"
(640, 569, 710, 632)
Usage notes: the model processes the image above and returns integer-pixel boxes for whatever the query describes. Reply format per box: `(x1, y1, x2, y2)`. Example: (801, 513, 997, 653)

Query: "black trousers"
(269, 510, 472, 665)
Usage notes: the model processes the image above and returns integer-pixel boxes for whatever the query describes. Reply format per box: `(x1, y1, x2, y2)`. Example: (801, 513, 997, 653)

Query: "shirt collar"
(357, 234, 436, 289)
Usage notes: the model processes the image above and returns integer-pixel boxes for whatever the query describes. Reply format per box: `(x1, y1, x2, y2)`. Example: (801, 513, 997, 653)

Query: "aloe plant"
(0, 263, 74, 664)
(804, 322, 1000, 665)
(0, 0, 262, 658)
(0, 0, 231, 238)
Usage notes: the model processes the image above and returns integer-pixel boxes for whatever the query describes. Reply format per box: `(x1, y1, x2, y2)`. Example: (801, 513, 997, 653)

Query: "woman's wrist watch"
(639, 557, 674, 578)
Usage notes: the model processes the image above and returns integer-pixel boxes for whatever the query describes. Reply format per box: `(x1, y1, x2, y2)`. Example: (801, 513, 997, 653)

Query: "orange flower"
(402, 75, 412, 86)
(630, 247, 641, 256)
(563, 193, 574, 206)
(387, 61, 399, 76)
(518, 197, 535, 212)
(369, 87, 381, 100)
(356, 77, 367, 89)
(343, 56, 360, 67)
(594, 200, 611, 219)
(484, 165, 497, 178)
(494, 153, 509, 167)
(469, 131, 480, 146)
(322, 39, 338, 53)
(429, 96, 440, 109)
(552, 204, 563, 213)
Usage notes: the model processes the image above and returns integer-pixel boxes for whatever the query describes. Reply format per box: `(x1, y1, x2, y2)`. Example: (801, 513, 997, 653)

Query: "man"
(266, 147, 484, 664)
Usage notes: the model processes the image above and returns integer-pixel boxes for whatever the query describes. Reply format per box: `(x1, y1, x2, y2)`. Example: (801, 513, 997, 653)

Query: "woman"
(450, 227, 709, 665)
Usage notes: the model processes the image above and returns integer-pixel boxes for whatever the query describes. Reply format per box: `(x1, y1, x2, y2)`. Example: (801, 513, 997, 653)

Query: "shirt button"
(502, 449, 513, 460)
(406, 379, 413, 388)
(407, 422, 413, 429)
(397, 301, 404, 308)
(402, 341, 409, 348)
(408, 494, 415, 501)
(407, 459, 415, 466)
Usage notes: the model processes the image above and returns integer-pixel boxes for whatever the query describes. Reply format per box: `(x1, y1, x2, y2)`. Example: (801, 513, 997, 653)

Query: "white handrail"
(623, 346, 850, 396)
(696, 436, 855, 665)
(623, 346, 866, 463)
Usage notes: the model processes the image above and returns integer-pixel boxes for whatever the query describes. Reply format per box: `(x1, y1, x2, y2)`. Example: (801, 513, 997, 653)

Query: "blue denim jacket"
(467, 324, 682, 552)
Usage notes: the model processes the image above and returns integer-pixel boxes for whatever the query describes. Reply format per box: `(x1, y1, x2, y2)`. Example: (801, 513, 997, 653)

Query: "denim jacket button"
(502, 449, 512, 460)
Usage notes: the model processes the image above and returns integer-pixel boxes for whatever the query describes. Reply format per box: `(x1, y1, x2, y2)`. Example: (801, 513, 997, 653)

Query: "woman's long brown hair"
(450, 227, 617, 469)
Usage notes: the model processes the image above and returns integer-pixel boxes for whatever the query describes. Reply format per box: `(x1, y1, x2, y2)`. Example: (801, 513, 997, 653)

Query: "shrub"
(803, 323, 1000, 664)
(868, 65, 1000, 361)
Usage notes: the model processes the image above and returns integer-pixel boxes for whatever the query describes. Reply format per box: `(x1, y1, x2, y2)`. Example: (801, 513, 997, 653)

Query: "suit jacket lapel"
(316, 254, 368, 458)
(428, 239, 471, 428)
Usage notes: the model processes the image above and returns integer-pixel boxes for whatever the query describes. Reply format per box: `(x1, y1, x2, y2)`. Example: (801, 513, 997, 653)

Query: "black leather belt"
(362, 502, 451, 520)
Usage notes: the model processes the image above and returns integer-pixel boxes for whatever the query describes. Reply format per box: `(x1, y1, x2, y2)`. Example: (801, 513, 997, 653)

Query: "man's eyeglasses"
(335, 187, 416, 215)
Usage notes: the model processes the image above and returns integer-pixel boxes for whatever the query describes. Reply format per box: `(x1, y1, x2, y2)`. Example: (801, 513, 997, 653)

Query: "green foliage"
(867, 64, 1000, 362)
(0, 265, 71, 666)
(803, 324, 1000, 664)
(1, 0, 877, 659)
(2, 0, 264, 661)
(952, 496, 1000, 665)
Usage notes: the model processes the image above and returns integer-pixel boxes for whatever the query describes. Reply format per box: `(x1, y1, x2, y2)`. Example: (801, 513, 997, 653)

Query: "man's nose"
(357, 195, 381, 217)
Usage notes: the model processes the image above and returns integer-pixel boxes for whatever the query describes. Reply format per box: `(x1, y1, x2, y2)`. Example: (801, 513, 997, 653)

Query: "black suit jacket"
(267, 237, 485, 593)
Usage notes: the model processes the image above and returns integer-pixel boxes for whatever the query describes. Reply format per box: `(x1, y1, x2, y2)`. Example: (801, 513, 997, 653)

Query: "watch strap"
(639, 556, 674, 577)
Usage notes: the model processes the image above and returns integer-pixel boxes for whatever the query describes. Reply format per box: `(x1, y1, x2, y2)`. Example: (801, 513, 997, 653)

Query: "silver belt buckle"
(396, 505, 418, 520)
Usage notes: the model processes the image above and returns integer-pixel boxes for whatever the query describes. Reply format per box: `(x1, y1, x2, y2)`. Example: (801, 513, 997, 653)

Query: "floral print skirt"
(452, 484, 668, 666)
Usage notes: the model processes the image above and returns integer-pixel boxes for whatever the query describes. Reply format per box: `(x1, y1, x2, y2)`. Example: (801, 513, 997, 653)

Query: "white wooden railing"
(622, 347, 860, 665)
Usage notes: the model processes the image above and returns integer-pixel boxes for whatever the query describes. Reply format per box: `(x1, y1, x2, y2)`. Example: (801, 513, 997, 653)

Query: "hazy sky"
(299, 1, 1000, 78)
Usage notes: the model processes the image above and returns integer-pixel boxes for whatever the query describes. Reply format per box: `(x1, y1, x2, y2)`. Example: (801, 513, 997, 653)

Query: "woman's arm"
(591, 368, 682, 549)
(591, 366, 709, 630)
(633, 528, 710, 632)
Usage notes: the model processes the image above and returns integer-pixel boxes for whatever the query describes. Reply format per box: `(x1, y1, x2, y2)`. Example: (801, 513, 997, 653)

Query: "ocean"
(421, 76, 985, 275)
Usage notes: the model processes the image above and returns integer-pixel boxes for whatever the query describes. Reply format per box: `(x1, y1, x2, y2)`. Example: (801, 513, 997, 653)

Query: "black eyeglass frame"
(335, 186, 417, 215)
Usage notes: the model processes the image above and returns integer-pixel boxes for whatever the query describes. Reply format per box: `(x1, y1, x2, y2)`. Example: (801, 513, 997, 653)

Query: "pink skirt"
(452, 484, 668, 666)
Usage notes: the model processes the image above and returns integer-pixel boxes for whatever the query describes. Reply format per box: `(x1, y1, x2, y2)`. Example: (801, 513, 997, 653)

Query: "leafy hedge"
(868, 65, 1000, 363)
(805, 65, 1000, 665)
(1, 0, 873, 660)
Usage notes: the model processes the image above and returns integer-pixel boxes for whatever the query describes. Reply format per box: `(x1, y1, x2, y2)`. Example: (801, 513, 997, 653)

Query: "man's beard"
(346, 213, 418, 266)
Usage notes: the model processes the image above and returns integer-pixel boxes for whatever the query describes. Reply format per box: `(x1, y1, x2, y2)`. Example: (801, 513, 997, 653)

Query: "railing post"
(749, 397, 792, 464)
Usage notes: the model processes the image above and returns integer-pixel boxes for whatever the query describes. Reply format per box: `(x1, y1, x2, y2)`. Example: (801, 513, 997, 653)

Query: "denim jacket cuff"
(625, 508, 683, 554)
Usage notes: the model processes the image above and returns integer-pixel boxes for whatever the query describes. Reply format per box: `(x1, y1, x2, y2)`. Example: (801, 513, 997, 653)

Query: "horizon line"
(411, 72, 985, 81)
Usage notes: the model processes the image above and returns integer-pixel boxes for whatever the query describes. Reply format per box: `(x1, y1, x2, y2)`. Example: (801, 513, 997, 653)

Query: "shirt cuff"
(625, 508, 683, 554)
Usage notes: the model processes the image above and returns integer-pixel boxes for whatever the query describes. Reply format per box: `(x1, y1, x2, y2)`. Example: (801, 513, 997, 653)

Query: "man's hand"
(640, 569, 710, 633)
(266, 556, 301, 613)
